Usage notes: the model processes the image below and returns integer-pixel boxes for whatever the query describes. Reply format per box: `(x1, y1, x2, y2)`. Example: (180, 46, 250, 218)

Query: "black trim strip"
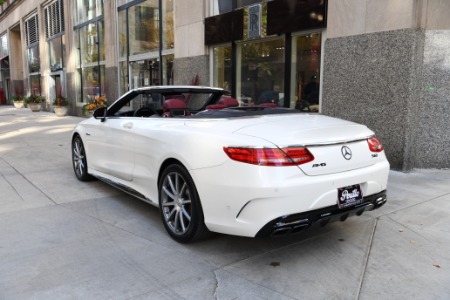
(118, 0, 146, 11)
(73, 16, 104, 30)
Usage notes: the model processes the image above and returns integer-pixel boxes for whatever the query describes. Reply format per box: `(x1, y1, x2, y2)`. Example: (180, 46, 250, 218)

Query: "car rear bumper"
(190, 160, 389, 237)
(255, 190, 387, 237)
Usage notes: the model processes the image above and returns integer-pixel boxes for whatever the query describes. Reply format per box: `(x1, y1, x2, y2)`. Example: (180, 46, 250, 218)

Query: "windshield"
(107, 87, 225, 117)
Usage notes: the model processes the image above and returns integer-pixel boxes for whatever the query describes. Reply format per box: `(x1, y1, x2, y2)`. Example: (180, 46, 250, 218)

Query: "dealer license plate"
(338, 184, 363, 209)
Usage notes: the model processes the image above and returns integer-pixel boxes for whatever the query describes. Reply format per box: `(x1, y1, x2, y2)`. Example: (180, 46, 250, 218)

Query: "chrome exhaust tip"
(375, 196, 387, 208)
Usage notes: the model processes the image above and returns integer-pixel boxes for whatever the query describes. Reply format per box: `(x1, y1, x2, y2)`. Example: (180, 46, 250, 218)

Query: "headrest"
(166, 94, 185, 101)
(218, 97, 239, 107)
(163, 99, 187, 111)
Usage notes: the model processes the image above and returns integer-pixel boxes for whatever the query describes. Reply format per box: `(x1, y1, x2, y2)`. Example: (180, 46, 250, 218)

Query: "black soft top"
(191, 107, 303, 118)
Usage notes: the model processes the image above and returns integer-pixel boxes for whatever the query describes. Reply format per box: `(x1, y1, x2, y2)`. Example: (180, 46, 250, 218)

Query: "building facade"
(0, 0, 449, 170)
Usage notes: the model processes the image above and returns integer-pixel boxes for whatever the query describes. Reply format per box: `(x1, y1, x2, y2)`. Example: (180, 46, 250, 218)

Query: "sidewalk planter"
(27, 103, 42, 112)
(25, 94, 44, 113)
(53, 106, 69, 117)
(83, 109, 95, 118)
(52, 96, 70, 117)
(12, 96, 25, 109)
(13, 100, 25, 109)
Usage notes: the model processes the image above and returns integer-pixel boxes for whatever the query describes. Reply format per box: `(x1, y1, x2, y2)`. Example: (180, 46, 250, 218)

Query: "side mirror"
(93, 107, 107, 122)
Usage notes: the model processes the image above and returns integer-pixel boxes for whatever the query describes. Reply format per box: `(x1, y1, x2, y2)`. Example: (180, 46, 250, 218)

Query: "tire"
(72, 135, 95, 181)
(159, 164, 210, 243)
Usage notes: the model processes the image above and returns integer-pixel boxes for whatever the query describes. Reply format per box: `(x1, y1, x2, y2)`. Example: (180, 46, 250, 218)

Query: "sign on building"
(248, 4, 261, 39)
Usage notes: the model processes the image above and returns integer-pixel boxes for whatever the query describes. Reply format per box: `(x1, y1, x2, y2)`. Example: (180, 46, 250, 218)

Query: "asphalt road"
(1, 106, 449, 299)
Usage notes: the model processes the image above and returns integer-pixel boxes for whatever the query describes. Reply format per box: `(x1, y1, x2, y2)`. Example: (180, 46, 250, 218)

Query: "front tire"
(159, 164, 210, 243)
(72, 135, 95, 181)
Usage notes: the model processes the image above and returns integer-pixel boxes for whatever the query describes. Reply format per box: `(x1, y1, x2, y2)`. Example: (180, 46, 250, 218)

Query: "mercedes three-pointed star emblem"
(341, 146, 352, 160)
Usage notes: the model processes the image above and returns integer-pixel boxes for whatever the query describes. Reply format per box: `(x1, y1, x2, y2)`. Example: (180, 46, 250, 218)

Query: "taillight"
(223, 147, 314, 166)
(367, 136, 384, 152)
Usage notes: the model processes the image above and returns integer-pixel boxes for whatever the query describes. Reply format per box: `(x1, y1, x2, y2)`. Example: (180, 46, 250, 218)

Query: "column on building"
(43, 0, 66, 111)
(173, 0, 207, 85)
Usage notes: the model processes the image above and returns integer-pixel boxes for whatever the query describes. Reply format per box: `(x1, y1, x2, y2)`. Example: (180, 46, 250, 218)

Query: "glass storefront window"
(162, 54, 174, 85)
(75, 20, 105, 103)
(79, 21, 104, 65)
(79, 65, 105, 102)
(27, 46, 40, 73)
(118, 9, 127, 58)
(129, 1, 159, 56)
(29, 74, 41, 95)
(1, 34, 8, 56)
(118, 0, 174, 95)
(291, 33, 321, 111)
(129, 59, 159, 89)
(162, 0, 174, 50)
(213, 45, 232, 91)
(119, 61, 128, 95)
(49, 35, 65, 72)
(74, 0, 103, 25)
(237, 38, 285, 106)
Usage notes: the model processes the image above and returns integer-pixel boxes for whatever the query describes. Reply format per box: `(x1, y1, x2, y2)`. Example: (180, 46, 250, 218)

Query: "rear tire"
(72, 135, 95, 181)
(159, 164, 210, 243)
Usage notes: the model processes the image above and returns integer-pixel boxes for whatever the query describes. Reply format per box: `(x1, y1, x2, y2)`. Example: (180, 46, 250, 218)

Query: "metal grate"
(44, 0, 65, 39)
(25, 14, 39, 46)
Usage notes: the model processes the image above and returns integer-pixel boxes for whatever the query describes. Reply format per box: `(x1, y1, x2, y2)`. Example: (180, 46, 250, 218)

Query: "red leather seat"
(260, 103, 278, 108)
(218, 97, 239, 107)
(162, 99, 190, 117)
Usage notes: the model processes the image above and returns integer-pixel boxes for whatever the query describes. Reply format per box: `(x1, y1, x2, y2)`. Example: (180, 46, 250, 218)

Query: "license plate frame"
(337, 184, 363, 209)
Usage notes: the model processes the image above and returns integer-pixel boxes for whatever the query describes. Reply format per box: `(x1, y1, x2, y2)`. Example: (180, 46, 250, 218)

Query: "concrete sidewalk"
(0, 105, 449, 299)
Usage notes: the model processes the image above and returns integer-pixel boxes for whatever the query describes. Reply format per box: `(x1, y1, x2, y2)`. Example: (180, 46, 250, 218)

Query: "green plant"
(12, 95, 24, 102)
(52, 96, 69, 107)
(24, 94, 44, 104)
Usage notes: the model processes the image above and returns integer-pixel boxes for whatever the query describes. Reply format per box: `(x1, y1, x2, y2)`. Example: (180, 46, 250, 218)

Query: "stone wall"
(322, 29, 426, 170)
(415, 30, 450, 168)
(173, 55, 209, 86)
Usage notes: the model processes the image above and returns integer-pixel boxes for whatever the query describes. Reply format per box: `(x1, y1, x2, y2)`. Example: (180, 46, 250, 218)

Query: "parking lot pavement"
(0, 105, 449, 299)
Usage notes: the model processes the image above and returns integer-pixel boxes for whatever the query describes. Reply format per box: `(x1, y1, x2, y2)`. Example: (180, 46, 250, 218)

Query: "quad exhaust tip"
(376, 196, 387, 208)
(266, 192, 387, 237)
(272, 219, 310, 236)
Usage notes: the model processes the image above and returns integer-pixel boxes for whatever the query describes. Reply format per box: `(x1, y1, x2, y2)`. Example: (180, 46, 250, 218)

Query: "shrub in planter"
(52, 96, 70, 117)
(24, 94, 44, 112)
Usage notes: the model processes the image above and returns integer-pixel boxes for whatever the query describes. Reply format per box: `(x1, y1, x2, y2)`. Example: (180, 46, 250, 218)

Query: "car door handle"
(123, 122, 133, 129)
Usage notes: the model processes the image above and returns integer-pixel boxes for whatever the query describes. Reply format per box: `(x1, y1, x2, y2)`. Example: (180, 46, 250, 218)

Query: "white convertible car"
(72, 86, 389, 243)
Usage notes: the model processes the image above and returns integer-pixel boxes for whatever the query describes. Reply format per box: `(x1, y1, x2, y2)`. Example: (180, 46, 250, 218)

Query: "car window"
(112, 92, 161, 117)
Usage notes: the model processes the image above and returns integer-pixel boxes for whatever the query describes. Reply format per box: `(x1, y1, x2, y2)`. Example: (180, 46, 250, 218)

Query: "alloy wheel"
(160, 171, 192, 235)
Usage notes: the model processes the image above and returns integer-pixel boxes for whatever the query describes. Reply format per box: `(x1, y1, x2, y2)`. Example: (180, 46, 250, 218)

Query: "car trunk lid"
(234, 114, 378, 175)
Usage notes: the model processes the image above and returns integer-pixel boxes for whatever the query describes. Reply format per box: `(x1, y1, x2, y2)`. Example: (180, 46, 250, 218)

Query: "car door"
(85, 116, 136, 181)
